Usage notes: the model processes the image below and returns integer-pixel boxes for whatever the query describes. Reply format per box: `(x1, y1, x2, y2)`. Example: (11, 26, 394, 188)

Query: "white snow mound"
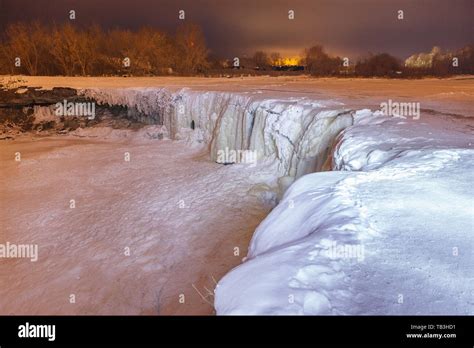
(215, 111, 474, 315)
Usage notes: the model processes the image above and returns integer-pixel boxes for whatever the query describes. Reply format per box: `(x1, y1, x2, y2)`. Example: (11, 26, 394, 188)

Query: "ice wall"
(80, 88, 353, 182)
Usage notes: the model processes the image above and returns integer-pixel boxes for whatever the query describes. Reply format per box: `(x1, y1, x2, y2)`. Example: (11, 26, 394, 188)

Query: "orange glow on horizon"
(273, 56, 301, 66)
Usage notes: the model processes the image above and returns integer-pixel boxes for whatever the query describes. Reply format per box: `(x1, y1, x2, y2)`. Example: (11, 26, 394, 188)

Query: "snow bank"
(215, 110, 474, 315)
(79, 88, 353, 183)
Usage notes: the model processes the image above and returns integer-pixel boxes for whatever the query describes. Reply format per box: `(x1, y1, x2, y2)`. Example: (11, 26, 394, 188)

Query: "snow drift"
(214, 109, 474, 315)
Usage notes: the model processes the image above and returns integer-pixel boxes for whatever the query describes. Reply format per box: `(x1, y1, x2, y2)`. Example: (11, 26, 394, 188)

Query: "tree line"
(297, 45, 473, 77)
(0, 22, 210, 76)
(0, 22, 472, 77)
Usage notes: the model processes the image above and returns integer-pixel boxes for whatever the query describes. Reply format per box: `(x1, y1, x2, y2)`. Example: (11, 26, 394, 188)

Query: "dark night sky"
(1, 0, 472, 59)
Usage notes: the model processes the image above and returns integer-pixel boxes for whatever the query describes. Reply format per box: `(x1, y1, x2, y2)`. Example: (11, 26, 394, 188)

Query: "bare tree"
(75, 26, 100, 76)
(253, 51, 270, 69)
(355, 53, 401, 77)
(50, 24, 79, 76)
(304, 45, 341, 76)
(175, 23, 210, 74)
(270, 52, 281, 65)
(4, 22, 47, 75)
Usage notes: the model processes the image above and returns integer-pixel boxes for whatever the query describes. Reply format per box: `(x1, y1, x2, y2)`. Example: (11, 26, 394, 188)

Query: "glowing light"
(273, 57, 300, 66)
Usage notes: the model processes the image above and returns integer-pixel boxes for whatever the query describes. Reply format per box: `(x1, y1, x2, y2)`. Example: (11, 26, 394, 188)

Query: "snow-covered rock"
(215, 110, 474, 315)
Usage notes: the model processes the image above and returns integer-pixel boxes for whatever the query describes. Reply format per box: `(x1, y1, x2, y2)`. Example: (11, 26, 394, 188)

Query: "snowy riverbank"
(1, 76, 473, 315)
(215, 108, 474, 315)
(72, 84, 474, 315)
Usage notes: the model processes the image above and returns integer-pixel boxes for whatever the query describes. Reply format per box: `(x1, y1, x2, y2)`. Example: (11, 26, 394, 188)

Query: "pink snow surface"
(0, 132, 276, 314)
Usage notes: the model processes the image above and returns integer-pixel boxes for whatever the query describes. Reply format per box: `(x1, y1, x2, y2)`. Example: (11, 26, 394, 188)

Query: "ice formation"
(80, 88, 354, 186)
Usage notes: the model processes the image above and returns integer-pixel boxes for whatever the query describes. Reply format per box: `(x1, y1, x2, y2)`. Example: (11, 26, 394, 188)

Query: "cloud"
(2, 0, 472, 59)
